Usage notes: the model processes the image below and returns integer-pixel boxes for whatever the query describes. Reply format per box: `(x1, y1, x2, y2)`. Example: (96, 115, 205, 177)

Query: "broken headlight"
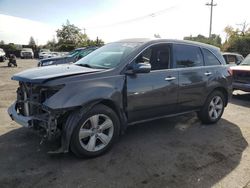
(40, 85, 64, 102)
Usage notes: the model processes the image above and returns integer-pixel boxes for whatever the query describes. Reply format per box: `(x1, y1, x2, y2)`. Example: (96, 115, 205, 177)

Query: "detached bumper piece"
(8, 102, 57, 138)
(8, 102, 37, 128)
(8, 102, 68, 154)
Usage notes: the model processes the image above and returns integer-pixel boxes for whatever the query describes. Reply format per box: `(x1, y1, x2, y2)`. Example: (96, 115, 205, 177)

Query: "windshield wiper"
(76, 64, 93, 68)
(76, 63, 110, 69)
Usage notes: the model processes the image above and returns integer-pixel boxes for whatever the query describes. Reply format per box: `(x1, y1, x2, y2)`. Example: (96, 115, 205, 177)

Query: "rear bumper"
(233, 82, 250, 92)
(21, 54, 33, 58)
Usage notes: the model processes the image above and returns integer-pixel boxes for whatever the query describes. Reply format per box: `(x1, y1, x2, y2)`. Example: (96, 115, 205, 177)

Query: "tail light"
(228, 67, 233, 76)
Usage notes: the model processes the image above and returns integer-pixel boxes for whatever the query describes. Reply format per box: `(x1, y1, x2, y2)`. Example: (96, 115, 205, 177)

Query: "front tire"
(198, 91, 225, 124)
(70, 104, 120, 158)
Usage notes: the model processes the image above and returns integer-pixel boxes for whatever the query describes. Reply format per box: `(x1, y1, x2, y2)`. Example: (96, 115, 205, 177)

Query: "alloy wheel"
(78, 114, 114, 152)
(208, 96, 223, 120)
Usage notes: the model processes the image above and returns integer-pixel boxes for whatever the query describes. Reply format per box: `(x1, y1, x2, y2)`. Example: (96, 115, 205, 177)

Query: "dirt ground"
(0, 59, 250, 188)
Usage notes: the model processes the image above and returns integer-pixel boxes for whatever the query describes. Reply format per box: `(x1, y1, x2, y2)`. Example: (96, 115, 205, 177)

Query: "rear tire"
(69, 104, 120, 158)
(198, 91, 225, 124)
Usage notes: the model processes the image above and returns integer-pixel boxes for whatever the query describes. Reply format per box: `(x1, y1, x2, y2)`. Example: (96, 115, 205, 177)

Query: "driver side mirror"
(126, 62, 151, 74)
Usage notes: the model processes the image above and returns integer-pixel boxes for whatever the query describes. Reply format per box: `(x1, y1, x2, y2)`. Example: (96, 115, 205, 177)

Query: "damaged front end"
(8, 82, 65, 143)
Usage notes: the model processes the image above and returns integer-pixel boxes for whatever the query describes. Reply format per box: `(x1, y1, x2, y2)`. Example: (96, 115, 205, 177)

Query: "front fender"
(43, 75, 125, 110)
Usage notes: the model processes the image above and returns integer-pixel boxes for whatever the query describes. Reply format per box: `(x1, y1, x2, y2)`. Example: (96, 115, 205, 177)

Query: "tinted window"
(173, 44, 203, 68)
(203, 49, 221, 66)
(136, 44, 170, 70)
(228, 55, 237, 64)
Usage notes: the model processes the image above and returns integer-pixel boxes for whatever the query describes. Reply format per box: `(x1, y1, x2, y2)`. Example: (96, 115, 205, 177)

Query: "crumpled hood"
(12, 64, 101, 83)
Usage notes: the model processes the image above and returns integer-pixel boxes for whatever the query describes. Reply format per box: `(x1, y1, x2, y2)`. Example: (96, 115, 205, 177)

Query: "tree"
(184, 34, 222, 47)
(86, 37, 105, 47)
(56, 20, 89, 51)
(45, 37, 57, 51)
(154, 34, 161, 38)
(54, 20, 105, 51)
(237, 21, 249, 36)
(29, 36, 36, 46)
(95, 37, 104, 46)
(222, 24, 250, 57)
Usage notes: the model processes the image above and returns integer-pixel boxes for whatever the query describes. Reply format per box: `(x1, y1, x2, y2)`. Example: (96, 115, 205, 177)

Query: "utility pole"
(206, 0, 217, 38)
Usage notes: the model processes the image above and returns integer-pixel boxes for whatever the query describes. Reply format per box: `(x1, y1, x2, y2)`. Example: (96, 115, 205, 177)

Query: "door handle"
(165, 76, 176, 81)
(204, 72, 212, 76)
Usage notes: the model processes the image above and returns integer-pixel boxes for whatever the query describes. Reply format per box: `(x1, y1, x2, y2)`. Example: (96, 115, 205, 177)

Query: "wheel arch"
(208, 87, 229, 106)
(60, 98, 127, 153)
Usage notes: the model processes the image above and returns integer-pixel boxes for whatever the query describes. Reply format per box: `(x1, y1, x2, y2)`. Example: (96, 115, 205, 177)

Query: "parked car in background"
(39, 51, 62, 59)
(39, 49, 51, 59)
(37, 47, 98, 66)
(8, 39, 232, 158)
(223, 52, 244, 65)
(0, 48, 6, 62)
(20, 48, 34, 59)
(230, 54, 250, 92)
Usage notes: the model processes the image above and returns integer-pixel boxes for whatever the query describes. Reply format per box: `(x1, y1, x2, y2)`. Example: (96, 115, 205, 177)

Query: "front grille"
(22, 52, 32, 56)
(233, 70, 250, 83)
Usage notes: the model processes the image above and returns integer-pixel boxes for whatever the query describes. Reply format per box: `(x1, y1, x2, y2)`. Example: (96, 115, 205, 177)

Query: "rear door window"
(173, 44, 203, 68)
(228, 55, 237, 64)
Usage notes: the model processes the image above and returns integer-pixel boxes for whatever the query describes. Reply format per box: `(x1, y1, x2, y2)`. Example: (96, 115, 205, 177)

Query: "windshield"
(240, 55, 250, 65)
(75, 42, 142, 69)
(68, 49, 84, 56)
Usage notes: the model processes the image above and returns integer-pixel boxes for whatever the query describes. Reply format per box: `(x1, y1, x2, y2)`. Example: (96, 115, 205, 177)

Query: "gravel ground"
(0, 59, 250, 188)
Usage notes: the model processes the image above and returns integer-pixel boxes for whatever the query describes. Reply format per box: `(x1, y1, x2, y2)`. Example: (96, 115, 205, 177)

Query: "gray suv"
(8, 39, 232, 158)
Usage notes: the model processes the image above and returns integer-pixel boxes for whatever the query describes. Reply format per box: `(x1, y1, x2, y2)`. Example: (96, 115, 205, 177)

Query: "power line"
(84, 6, 176, 32)
(206, 0, 217, 38)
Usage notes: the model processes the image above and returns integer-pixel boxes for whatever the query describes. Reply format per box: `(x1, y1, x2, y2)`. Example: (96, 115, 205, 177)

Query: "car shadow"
(0, 114, 248, 188)
(231, 92, 250, 108)
(0, 65, 10, 68)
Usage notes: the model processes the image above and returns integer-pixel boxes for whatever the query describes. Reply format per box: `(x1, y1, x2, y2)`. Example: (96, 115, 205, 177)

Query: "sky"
(0, 0, 249, 45)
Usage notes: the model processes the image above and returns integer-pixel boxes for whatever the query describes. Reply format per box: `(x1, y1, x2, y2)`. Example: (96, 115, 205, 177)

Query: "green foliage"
(184, 34, 222, 47)
(87, 37, 105, 47)
(55, 20, 104, 51)
(56, 20, 88, 51)
(44, 38, 57, 51)
(6, 43, 20, 51)
(222, 25, 250, 57)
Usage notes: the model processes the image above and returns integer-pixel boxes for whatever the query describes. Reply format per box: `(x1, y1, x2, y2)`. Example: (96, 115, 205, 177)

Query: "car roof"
(222, 52, 243, 56)
(75, 47, 86, 50)
(116, 38, 220, 51)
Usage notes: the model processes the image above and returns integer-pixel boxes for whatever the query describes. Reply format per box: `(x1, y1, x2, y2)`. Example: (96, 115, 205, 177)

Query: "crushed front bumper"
(8, 102, 35, 128)
(8, 102, 52, 129)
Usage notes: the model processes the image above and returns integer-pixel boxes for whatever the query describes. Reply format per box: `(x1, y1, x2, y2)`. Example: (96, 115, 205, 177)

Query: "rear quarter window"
(202, 48, 221, 66)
